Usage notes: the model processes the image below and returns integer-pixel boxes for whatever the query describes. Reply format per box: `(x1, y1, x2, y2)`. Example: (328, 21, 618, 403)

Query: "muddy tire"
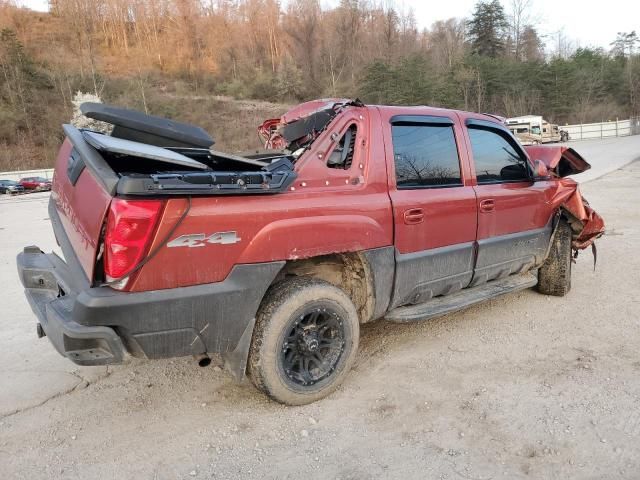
(248, 277, 359, 405)
(538, 220, 572, 296)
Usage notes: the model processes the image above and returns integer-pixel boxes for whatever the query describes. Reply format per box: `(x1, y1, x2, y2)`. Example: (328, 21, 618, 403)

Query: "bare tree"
(284, 0, 321, 88)
(429, 18, 466, 71)
(507, 0, 532, 60)
(454, 66, 474, 111)
(551, 28, 576, 59)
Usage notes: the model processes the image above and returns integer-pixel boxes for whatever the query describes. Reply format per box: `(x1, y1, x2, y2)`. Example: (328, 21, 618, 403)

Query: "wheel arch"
(271, 247, 395, 324)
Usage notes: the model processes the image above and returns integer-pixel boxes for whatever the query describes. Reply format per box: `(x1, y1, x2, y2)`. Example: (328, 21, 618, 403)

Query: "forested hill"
(1, 0, 638, 170)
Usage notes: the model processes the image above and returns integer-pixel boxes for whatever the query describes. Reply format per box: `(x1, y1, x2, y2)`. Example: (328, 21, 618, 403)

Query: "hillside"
(0, 0, 638, 171)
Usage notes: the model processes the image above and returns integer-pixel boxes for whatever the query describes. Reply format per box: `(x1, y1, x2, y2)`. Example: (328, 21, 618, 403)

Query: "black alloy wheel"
(279, 306, 345, 387)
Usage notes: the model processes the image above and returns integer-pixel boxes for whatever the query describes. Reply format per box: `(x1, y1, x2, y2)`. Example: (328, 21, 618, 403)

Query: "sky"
(395, 0, 639, 50)
(18, 0, 639, 50)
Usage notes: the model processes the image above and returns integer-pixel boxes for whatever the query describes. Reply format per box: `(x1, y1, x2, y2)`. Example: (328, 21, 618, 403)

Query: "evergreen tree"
(520, 26, 544, 62)
(611, 31, 639, 57)
(467, 0, 509, 58)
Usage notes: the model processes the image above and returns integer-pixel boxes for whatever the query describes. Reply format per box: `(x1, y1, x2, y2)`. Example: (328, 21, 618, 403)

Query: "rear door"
(463, 118, 556, 286)
(384, 112, 478, 309)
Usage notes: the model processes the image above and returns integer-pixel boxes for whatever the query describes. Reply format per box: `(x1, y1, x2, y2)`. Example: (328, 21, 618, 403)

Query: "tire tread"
(538, 220, 572, 296)
(248, 276, 359, 405)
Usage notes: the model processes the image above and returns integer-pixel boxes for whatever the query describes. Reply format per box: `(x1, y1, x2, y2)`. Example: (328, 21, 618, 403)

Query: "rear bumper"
(17, 245, 284, 367)
(17, 246, 125, 365)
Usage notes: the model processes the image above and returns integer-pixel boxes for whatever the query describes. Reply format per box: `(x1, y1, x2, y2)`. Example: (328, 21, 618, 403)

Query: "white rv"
(507, 115, 565, 145)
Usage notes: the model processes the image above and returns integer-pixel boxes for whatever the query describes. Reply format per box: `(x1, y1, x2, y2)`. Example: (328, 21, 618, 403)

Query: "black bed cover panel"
(80, 102, 215, 149)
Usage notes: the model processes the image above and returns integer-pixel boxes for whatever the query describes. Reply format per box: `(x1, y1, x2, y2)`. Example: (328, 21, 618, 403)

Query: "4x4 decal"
(167, 232, 241, 248)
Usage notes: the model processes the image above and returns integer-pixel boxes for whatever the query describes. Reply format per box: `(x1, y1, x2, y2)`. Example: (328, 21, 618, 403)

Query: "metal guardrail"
(564, 117, 640, 140)
(0, 168, 54, 182)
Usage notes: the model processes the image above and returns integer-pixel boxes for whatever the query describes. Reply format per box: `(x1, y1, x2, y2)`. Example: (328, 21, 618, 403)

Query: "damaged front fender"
(545, 176, 605, 251)
(526, 145, 605, 250)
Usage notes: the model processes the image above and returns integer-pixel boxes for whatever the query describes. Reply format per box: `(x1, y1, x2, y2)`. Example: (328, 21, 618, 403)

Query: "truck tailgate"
(51, 135, 113, 282)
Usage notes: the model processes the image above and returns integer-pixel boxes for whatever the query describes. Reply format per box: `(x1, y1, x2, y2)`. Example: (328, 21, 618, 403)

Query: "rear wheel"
(248, 277, 359, 405)
(538, 220, 572, 296)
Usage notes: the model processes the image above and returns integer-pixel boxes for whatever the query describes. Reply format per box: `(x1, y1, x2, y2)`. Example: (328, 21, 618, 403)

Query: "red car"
(16, 100, 604, 405)
(19, 176, 52, 191)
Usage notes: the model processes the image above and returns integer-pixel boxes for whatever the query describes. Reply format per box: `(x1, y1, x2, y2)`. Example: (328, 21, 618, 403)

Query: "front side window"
(468, 127, 531, 183)
(392, 124, 462, 188)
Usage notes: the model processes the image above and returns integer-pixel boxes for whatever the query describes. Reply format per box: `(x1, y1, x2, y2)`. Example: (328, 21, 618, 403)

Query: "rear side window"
(468, 127, 531, 183)
(327, 124, 357, 170)
(392, 124, 462, 188)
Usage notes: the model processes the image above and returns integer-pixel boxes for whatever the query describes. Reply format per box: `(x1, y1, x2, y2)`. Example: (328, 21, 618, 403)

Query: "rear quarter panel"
(129, 107, 394, 291)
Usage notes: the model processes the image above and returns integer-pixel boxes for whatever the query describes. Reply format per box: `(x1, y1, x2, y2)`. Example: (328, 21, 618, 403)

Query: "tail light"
(104, 199, 164, 283)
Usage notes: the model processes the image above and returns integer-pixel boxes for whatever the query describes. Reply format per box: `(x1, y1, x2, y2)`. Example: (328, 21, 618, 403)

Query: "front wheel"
(538, 220, 572, 296)
(248, 277, 359, 405)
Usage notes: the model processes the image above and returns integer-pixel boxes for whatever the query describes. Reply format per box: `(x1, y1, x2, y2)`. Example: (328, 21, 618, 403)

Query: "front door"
(386, 114, 478, 309)
(464, 119, 556, 286)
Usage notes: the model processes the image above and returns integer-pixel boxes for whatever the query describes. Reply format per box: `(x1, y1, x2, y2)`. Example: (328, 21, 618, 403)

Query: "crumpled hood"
(258, 98, 361, 150)
(280, 98, 351, 124)
(525, 145, 591, 177)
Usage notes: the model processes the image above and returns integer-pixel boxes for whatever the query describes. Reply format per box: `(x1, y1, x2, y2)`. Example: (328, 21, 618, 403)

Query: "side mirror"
(533, 160, 549, 180)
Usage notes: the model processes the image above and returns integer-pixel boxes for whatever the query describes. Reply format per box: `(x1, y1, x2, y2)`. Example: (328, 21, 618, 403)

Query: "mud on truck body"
(17, 99, 604, 405)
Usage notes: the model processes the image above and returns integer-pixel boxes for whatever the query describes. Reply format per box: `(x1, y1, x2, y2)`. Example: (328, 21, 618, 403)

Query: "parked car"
(16, 100, 605, 405)
(18, 176, 52, 191)
(0, 179, 25, 194)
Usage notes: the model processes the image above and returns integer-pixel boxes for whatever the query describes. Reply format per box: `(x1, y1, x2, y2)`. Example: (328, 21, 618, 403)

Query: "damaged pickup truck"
(17, 99, 604, 405)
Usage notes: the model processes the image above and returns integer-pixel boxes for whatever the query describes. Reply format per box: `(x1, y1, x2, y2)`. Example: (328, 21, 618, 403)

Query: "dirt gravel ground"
(1, 138, 640, 479)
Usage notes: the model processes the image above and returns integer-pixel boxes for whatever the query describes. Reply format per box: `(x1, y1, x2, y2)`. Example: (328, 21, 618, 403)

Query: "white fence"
(564, 117, 640, 141)
(0, 168, 54, 182)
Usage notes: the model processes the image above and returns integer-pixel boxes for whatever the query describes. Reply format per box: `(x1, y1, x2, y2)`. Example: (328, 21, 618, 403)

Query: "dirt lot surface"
(1, 137, 639, 479)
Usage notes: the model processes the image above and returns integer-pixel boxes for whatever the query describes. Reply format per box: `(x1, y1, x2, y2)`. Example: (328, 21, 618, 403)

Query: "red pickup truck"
(17, 99, 604, 405)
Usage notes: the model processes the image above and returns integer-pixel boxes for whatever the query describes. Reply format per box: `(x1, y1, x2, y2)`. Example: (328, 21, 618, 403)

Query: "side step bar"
(385, 272, 538, 323)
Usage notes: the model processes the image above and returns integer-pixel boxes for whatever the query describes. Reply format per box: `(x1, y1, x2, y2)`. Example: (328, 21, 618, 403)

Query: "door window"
(468, 127, 531, 183)
(392, 124, 462, 188)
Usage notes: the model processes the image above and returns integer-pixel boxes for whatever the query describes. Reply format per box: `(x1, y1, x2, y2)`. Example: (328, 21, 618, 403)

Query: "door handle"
(479, 199, 495, 213)
(403, 208, 424, 225)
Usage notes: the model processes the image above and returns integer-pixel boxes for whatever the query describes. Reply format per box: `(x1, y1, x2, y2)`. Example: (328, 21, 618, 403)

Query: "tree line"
(0, 0, 638, 170)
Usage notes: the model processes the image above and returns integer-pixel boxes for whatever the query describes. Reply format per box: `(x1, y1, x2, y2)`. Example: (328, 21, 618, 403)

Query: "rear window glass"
(327, 124, 357, 170)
